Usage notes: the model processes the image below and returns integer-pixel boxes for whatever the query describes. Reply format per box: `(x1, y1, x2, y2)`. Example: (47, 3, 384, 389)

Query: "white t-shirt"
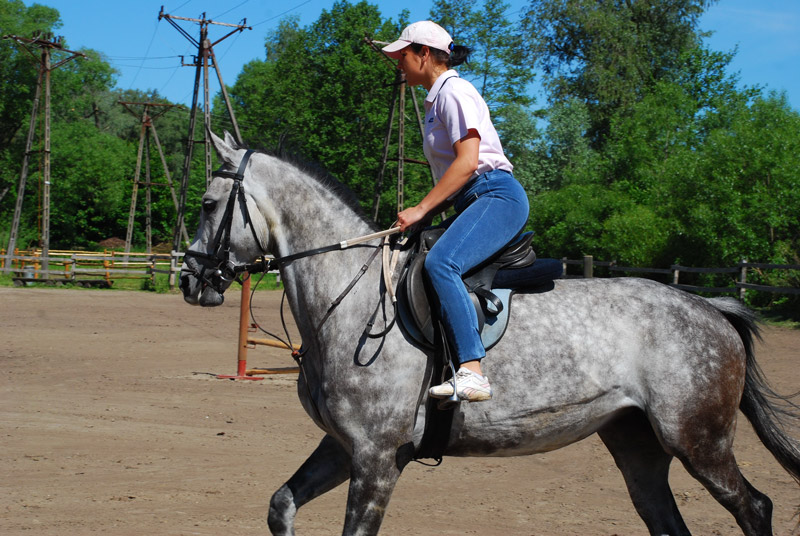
(423, 70, 513, 182)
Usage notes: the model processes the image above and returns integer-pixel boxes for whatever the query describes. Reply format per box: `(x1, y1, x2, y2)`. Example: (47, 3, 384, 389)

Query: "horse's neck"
(261, 161, 374, 258)
(257, 159, 379, 335)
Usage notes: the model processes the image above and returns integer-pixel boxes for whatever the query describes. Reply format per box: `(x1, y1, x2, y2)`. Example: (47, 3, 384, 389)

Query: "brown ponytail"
(410, 43, 472, 68)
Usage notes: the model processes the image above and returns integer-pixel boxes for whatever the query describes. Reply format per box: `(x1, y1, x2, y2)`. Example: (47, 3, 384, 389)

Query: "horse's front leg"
(268, 434, 352, 536)
(342, 441, 413, 536)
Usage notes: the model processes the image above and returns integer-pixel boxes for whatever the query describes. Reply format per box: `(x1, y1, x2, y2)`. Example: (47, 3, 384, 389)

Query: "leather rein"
(182, 148, 407, 430)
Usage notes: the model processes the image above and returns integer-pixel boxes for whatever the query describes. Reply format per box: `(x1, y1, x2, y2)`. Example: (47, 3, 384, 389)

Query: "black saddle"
(396, 228, 562, 351)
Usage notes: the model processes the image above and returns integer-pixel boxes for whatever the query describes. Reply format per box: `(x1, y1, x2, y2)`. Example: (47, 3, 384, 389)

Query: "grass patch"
(0, 271, 282, 293)
(755, 304, 800, 329)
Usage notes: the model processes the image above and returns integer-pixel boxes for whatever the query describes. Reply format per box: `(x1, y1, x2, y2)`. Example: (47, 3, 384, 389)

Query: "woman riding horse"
(383, 21, 530, 402)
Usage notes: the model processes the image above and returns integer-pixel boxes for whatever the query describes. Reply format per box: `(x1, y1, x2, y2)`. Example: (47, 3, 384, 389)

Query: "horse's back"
(444, 277, 746, 456)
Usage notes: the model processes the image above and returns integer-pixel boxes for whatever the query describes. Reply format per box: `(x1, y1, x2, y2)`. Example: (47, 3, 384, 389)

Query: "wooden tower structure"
(2, 33, 85, 275)
(118, 101, 189, 255)
(158, 8, 250, 255)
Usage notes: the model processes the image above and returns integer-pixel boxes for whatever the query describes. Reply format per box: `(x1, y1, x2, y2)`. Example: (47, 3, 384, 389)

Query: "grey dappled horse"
(180, 131, 800, 536)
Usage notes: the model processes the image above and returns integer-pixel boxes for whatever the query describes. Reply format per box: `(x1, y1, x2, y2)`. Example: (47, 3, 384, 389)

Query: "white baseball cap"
(382, 21, 453, 59)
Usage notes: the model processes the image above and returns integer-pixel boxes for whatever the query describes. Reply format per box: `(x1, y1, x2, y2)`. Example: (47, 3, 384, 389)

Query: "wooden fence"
(562, 255, 800, 299)
(2, 248, 798, 299)
(1, 248, 184, 289)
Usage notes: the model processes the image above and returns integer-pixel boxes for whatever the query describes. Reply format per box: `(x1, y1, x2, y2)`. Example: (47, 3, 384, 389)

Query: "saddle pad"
(479, 288, 513, 349)
(397, 285, 514, 352)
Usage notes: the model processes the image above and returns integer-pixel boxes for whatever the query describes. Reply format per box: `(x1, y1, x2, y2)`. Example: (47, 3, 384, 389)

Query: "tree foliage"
(222, 2, 405, 223)
(522, 0, 717, 144)
(0, 1, 61, 151)
(530, 38, 800, 301)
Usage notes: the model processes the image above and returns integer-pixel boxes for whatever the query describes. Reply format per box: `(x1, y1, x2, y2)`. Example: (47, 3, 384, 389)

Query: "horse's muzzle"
(179, 263, 226, 307)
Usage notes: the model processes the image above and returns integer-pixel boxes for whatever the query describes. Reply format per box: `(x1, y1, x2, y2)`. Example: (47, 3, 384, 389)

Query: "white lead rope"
(339, 226, 401, 250)
(381, 223, 405, 304)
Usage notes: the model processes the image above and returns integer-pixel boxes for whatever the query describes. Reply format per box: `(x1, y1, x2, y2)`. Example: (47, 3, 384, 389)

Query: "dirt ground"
(1, 286, 798, 536)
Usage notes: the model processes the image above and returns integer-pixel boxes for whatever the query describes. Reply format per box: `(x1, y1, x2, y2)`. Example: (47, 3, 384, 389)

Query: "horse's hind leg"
(599, 410, 691, 535)
(673, 428, 773, 536)
(652, 366, 773, 536)
(268, 434, 351, 536)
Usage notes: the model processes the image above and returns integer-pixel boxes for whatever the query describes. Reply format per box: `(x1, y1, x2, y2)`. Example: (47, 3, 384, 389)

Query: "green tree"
(0, 0, 188, 250)
(494, 102, 546, 195)
(0, 1, 61, 148)
(0, 1, 61, 201)
(431, 0, 535, 115)
(48, 121, 134, 248)
(526, 32, 800, 279)
(521, 0, 717, 145)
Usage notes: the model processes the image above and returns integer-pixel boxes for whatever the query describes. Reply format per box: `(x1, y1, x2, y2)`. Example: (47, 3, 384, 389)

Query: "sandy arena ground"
(1, 286, 799, 535)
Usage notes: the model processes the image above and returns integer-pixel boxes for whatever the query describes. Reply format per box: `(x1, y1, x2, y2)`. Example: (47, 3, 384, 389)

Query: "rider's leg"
(425, 170, 528, 400)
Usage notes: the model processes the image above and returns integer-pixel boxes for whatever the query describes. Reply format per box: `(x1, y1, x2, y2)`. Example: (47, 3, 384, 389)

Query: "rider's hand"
(397, 204, 429, 233)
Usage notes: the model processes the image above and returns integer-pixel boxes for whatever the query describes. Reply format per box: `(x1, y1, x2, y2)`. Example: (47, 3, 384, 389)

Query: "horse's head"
(180, 130, 270, 306)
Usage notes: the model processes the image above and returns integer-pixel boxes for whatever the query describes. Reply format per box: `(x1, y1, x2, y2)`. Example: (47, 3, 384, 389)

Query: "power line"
(252, 0, 312, 27)
(112, 63, 184, 70)
(107, 55, 181, 60)
(158, 65, 183, 96)
(170, 0, 194, 12)
(214, 0, 251, 20)
(129, 19, 161, 90)
(215, 28, 243, 63)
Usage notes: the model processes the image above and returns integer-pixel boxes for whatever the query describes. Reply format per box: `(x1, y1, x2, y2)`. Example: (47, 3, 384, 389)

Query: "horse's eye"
(203, 199, 217, 213)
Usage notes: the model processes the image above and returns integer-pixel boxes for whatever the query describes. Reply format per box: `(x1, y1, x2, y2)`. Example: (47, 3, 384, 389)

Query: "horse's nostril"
(179, 273, 192, 292)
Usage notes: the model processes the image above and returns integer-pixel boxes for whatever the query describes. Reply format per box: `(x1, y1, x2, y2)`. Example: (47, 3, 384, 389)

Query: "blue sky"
(21, 0, 800, 111)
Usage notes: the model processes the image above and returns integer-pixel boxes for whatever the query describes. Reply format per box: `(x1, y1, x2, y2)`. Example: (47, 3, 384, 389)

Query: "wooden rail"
(1, 248, 185, 289)
(3, 248, 796, 298)
(562, 255, 800, 298)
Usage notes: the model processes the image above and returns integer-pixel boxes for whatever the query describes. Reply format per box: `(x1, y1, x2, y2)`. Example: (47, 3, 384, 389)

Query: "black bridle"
(183, 149, 269, 293)
(183, 149, 398, 297)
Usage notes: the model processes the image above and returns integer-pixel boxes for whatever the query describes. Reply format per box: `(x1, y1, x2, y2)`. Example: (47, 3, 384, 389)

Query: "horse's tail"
(708, 297, 800, 483)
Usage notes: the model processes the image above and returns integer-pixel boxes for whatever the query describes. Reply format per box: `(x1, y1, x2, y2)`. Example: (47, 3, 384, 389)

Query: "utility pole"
(364, 36, 440, 223)
(118, 101, 189, 255)
(158, 7, 250, 255)
(2, 33, 85, 275)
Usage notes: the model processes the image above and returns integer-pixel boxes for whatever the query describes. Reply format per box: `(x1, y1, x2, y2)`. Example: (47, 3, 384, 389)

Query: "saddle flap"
(405, 250, 436, 343)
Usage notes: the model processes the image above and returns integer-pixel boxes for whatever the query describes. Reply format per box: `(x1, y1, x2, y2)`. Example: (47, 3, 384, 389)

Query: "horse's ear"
(223, 131, 239, 149)
(209, 128, 238, 164)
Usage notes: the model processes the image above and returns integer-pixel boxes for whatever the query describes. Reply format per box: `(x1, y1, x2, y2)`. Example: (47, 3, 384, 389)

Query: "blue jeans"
(424, 169, 529, 364)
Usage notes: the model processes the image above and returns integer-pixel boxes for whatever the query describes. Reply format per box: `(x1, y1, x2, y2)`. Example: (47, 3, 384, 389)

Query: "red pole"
(217, 274, 264, 380)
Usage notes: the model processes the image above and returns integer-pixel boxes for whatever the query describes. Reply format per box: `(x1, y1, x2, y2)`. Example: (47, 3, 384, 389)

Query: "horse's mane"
(240, 139, 379, 231)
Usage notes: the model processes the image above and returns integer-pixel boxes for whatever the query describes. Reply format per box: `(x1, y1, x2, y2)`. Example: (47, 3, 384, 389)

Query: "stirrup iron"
(437, 321, 460, 410)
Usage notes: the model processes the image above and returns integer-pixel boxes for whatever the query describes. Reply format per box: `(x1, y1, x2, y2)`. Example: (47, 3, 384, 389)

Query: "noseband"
(184, 149, 268, 293)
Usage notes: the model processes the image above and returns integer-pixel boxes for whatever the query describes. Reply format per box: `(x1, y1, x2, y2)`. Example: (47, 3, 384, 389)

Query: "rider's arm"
(397, 130, 480, 232)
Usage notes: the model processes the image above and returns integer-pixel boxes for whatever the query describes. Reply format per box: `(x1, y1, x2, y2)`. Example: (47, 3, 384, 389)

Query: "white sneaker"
(429, 368, 492, 402)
